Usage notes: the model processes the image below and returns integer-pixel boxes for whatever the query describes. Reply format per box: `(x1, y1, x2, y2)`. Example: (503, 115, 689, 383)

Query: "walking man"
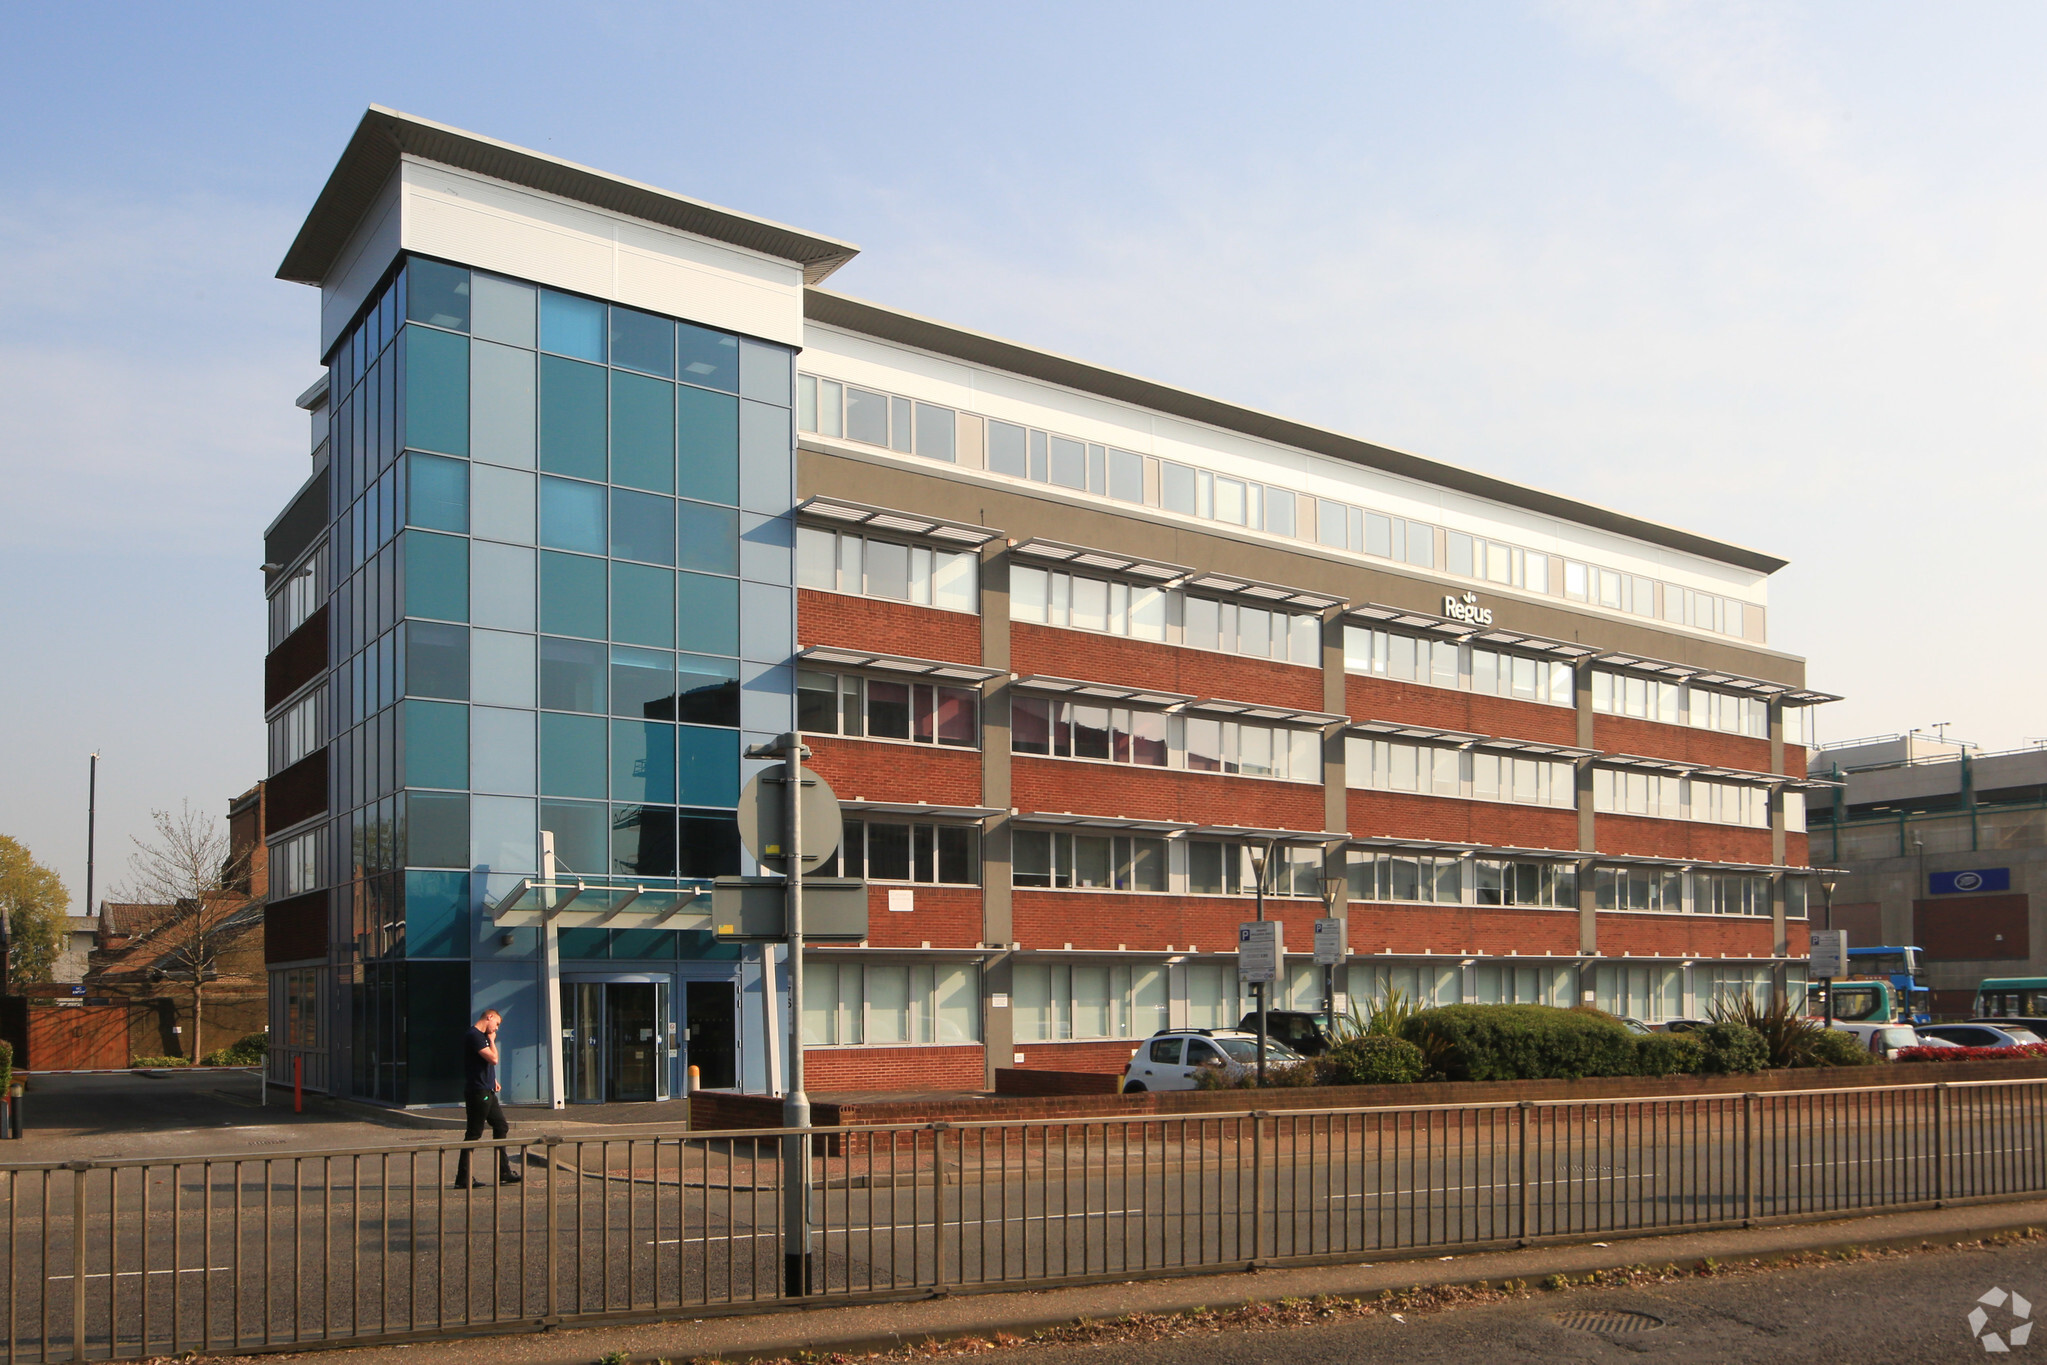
(454, 1008, 523, 1187)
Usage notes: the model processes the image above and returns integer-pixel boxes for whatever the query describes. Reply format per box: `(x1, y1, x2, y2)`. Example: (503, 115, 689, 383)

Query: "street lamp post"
(1248, 843, 1273, 1087)
(1821, 877, 1839, 1027)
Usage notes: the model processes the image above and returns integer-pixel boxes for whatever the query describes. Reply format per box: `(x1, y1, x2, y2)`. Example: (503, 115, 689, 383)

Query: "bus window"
(1828, 985, 1885, 1022)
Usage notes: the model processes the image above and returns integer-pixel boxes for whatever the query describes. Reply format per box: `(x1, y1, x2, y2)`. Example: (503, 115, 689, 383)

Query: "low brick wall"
(686, 1058, 2047, 1152)
(994, 1068, 1123, 1097)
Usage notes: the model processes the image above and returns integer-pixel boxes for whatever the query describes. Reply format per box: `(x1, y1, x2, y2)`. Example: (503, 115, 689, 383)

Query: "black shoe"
(453, 1177, 488, 1188)
(499, 1169, 524, 1184)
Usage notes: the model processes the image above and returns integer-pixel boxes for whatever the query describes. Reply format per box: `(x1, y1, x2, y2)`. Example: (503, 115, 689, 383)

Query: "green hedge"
(1806, 1028, 1877, 1067)
(1399, 1005, 1640, 1081)
(1695, 1021, 1768, 1074)
(201, 1032, 269, 1067)
(1322, 1034, 1427, 1085)
(1634, 1032, 1706, 1077)
(0, 1038, 12, 1095)
(129, 1056, 191, 1069)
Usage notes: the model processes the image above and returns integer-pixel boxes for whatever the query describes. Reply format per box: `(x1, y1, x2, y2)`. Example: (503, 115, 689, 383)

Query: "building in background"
(1806, 734, 2047, 1016)
(262, 108, 1837, 1108)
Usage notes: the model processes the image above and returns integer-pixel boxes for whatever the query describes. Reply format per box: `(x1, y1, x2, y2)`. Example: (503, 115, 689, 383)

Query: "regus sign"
(1444, 592, 1493, 626)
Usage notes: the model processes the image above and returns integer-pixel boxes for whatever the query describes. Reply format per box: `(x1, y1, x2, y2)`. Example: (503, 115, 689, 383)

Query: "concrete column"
(980, 545, 1013, 1088)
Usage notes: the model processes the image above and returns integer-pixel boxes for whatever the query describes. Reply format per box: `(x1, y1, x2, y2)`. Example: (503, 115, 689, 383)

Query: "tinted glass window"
(675, 654, 740, 727)
(609, 306, 674, 378)
(1148, 1038, 1183, 1065)
(677, 323, 739, 392)
(539, 711, 607, 799)
(611, 562, 676, 648)
(677, 724, 740, 806)
(612, 646, 677, 719)
(676, 500, 739, 575)
(539, 551, 606, 638)
(405, 621, 468, 700)
(405, 259, 471, 331)
(611, 372, 676, 491)
(611, 489, 677, 565)
(539, 636, 607, 712)
(538, 356, 606, 480)
(539, 477, 606, 554)
(677, 570, 739, 655)
(677, 387, 739, 505)
(677, 812, 742, 877)
(539, 290, 605, 361)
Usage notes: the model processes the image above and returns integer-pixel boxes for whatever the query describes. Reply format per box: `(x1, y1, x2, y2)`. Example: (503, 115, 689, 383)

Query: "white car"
(1826, 1021, 1922, 1058)
(1121, 1029, 1308, 1092)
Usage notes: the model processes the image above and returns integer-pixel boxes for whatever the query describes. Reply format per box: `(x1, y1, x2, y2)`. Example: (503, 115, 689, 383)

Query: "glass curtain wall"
(323, 255, 796, 1103)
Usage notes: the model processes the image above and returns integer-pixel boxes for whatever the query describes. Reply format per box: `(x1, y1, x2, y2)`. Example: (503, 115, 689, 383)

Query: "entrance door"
(686, 981, 737, 1089)
(607, 983, 659, 1102)
(563, 982, 605, 1103)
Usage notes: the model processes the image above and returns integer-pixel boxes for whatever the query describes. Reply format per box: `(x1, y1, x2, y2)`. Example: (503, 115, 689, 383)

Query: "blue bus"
(1846, 946, 1931, 1024)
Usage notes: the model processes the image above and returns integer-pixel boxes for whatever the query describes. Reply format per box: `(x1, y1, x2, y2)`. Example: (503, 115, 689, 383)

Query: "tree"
(0, 834, 69, 985)
(117, 804, 241, 1059)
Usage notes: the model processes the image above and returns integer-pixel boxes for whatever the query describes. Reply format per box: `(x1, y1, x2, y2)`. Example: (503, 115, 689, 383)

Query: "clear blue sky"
(4, 2, 2043, 910)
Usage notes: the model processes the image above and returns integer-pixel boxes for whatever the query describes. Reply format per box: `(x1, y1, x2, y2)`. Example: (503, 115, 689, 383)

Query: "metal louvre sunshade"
(489, 877, 714, 930)
(1467, 736, 1600, 759)
(1011, 674, 1196, 707)
(1008, 537, 1192, 582)
(1347, 603, 1475, 638)
(797, 645, 1005, 683)
(1013, 811, 1199, 833)
(1350, 719, 1488, 745)
(1600, 650, 1827, 702)
(1180, 571, 1345, 612)
(1467, 627, 1600, 660)
(1185, 824, 1350, 843)
(795, 496, 1001, 546)
(1186, 697, 1348, 726)
(838, 799, 1004, 821)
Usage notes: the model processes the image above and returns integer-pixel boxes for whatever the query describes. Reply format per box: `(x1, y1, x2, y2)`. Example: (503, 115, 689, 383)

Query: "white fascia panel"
(801, 324, 1765, 603)
(395, 158, 805, 347)
(319, 169, 403, 358)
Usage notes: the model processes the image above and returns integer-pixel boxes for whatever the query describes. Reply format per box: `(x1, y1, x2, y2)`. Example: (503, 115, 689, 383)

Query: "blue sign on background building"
(1930, 868, 2011, 895)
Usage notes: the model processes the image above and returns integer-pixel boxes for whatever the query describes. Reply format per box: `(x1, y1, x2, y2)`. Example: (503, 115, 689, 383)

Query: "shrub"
(1340, 987, 1424, 1040)
(201, 1032, 269, 1067)
(1806, 1029, 1878, 1067)
(0, 1038, 11, 1094)
(1398, 1005, 1641, 1081)
(129, 1056, 190, 1069)
(1711, 994, 1826, 1068)
(1321, 1034, 1427, 1086)
(1634, 1032, 1706, 1077)
(1694, 1022, 1768, 1075)
(1897, 1043, 2047, 1062)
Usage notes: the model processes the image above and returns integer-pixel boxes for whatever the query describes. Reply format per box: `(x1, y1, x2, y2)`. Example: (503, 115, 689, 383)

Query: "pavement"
(156, 1196, 2047, 1365)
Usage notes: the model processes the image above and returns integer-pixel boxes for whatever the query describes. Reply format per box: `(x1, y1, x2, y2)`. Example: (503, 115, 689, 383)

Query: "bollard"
(8, 1082, 21, 1139)
(294, 1055, 303, 1113)
(688, 1064, 700, 1093)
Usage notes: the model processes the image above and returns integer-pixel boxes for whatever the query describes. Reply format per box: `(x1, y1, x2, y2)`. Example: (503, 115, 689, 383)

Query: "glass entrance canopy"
(491, 875, 718, 931)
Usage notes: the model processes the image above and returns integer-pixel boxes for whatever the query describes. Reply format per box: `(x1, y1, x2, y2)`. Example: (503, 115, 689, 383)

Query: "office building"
(262, 108, 1837, 1105)
(1807, 734, 2047, 1015)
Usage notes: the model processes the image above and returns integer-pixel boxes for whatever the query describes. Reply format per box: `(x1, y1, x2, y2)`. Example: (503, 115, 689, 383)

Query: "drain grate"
(1552, 1309, 1666, 1335)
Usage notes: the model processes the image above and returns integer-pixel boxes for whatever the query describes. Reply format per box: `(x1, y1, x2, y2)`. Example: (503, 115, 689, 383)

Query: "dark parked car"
(1237, 1010, 1334, 1057)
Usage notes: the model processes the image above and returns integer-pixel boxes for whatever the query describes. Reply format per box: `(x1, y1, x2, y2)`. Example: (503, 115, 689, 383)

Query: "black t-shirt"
(464, 1025, 497, 1093)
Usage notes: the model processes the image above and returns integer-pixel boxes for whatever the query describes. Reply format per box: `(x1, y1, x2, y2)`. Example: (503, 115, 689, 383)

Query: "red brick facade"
(791, 526, 1819, 1093)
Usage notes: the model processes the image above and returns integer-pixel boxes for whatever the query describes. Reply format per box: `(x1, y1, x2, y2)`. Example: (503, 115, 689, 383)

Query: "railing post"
(1742, 1094, 1757, 1226)
(1517, 1101, 1533, 1244)
(1934, 1084, 1949, 1206)
(932, 1122, 950, 1293)
(544, 1134, 561, 1320)
(69, 1160, 89, 1362)
(1251, 1111, 1266, 1265)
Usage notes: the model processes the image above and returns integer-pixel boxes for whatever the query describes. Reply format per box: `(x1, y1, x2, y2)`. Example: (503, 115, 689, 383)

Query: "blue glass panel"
(539, 551, 606, 639)
(610, 307, 675, 378)
(677, 571, 739, 656)
(405, 260, 471, 331)
(403, 621, 468, 700)
(539, 290, 606, 361)
(676, 725, 740, 807)
(612, 371, 677, 492)
(403, 870, 470, 959)
(539, 356, 606, 480)
(677, 322, 739, 392)
(611, 488, 677, 565)
(539, 477, 606, 554)
(677, 387, 739, 505)
(558, 928, 611, 959)
(539, 711, 607, 799)
(675, 654, 740, 727)
(675, 500, 739, 575)
(610, 645, 675, 718)
(407, 453, 469, 533)
(540, 636, 608, 712)
(611, 720, 676, 804)
(539, 799, 607, 876)
(611, 562, 676, 648)
(404, 326, 470, 456)
(403, 530, 469, 623)
(403, 699, 469, 790)
(677, 813, 743, 879)
(610, 927, 679, 958)
(611, 805, 677, 877)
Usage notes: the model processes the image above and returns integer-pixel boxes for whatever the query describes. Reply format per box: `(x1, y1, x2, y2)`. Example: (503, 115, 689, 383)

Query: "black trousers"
(455, 1089, 511, 1179)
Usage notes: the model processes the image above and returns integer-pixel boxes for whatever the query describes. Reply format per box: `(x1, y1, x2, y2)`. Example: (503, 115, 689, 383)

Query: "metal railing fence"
(5, 1077, 2046, 1360)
